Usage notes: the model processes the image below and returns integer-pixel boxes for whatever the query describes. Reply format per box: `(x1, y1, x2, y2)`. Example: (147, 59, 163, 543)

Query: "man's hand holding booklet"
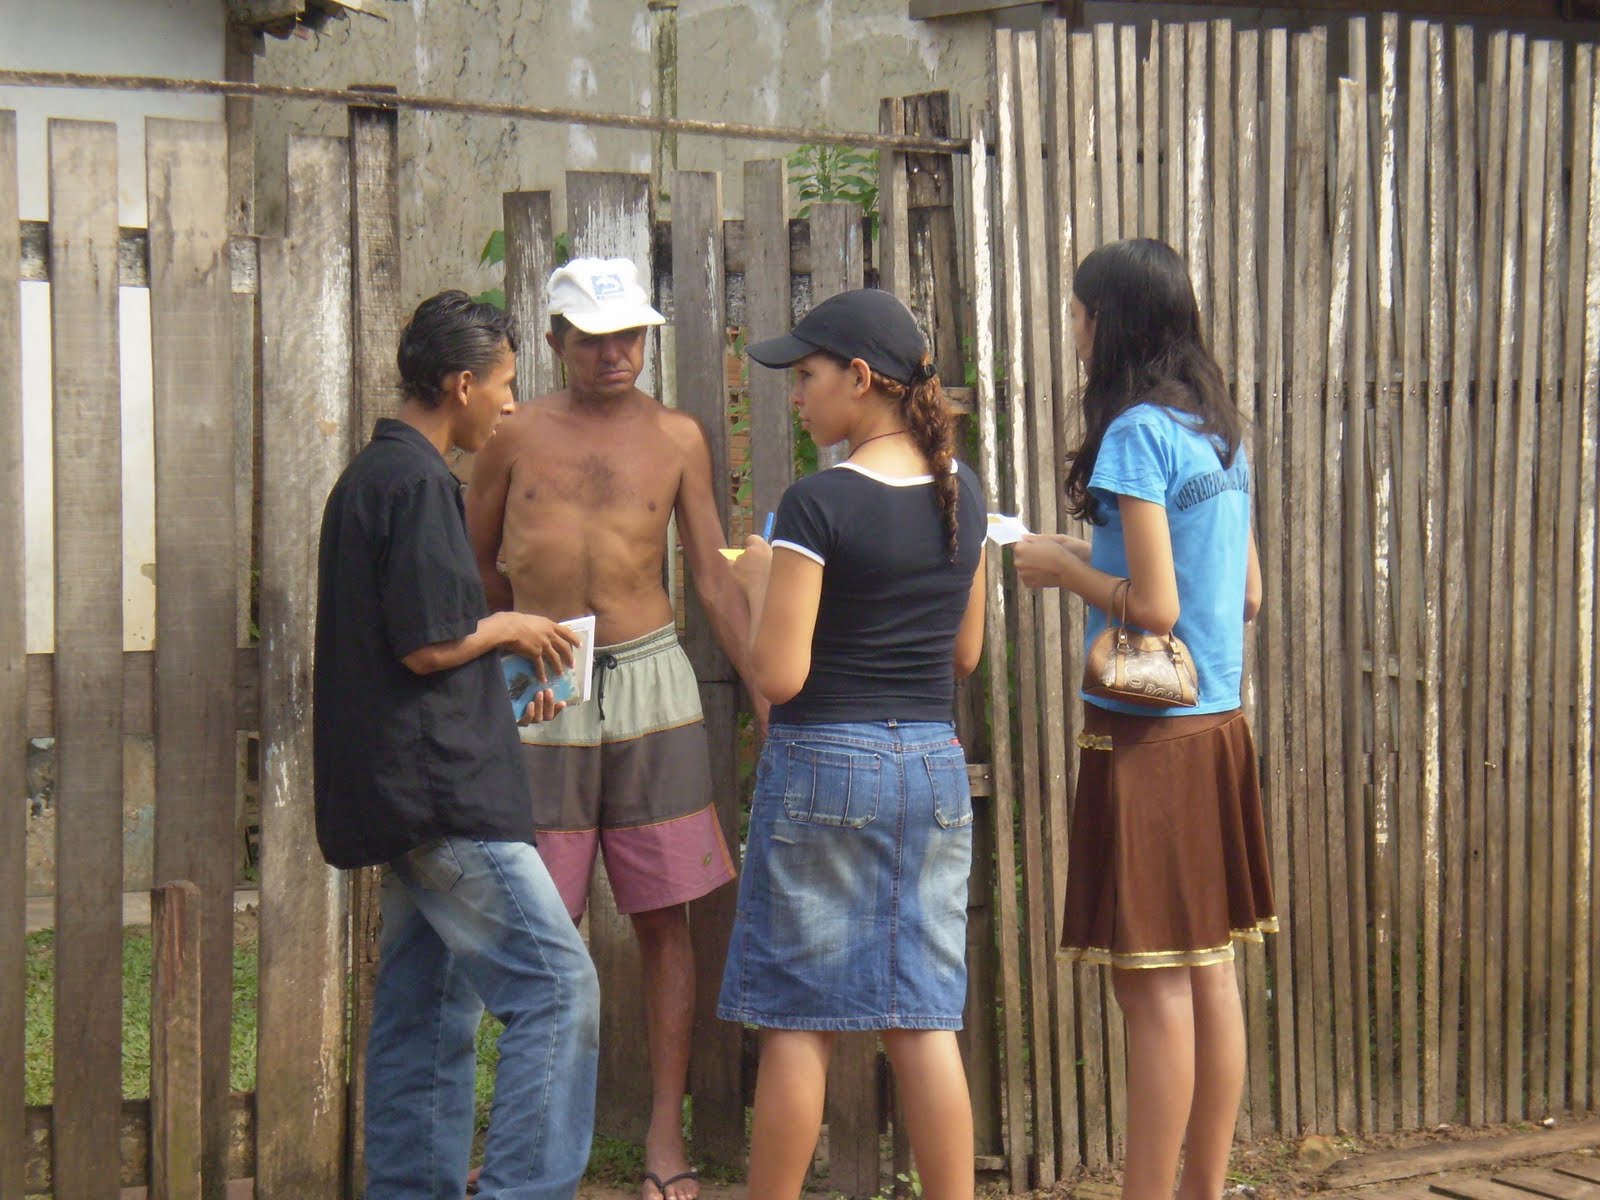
(502, 614, 597, 720)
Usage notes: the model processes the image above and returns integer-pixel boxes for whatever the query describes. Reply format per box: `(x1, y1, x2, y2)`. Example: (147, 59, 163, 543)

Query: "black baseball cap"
(746, 288, 934, 385)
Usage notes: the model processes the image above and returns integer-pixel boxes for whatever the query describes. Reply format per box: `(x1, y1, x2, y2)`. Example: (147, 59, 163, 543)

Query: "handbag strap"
(1109, 576, 1187, 664)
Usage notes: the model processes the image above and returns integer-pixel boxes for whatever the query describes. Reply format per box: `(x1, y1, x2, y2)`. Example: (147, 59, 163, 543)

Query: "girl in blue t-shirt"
(1014, 239, 1276, 1200)
(718, 288, 987, 1200)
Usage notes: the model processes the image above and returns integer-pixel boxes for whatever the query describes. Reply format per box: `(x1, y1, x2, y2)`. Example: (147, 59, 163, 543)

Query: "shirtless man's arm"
(464, 411, 518, 612)
(667, 412, 767, 718)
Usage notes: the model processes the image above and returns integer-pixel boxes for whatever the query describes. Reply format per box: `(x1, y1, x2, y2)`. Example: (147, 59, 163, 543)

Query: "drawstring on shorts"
(595, 653, 620, 720)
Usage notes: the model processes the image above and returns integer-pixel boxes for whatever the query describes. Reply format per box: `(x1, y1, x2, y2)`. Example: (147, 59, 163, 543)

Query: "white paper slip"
(502, 613, 598, 715)
(985, 512, 1032, 546)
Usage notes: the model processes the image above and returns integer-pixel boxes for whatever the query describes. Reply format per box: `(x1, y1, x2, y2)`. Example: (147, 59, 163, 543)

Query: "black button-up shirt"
(313, 419, 533, 868)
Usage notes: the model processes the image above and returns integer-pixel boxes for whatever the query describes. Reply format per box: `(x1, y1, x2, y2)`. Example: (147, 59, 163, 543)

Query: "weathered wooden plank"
(1325, 73, 1359, 1137)
(902, 92, 963, 397)
(1343, 14, 1376, 1133)
(999, 31, 1056, 1185)
(1232, 25, 1274, 1138)
(966, 106, 1028, 1196)
(1186, 21, 1211, 341)
(568, 171, 656, 397)
(1529, 39, 1568, 1120)
(1163, 22, 1186, 254)
(1436, 1180, 1567, 1200)
(1559, 1159, 1600, 1188)
(1420, 18, 1450, 1129)
(809, 201, 865, 471)
(1209, 20, 1233, 383)
(17, 221, 260, 293)
(1496, 1167, 1600, 1200)
(502, 191, 558, 400)
(1583, 49, 1600, 1112)
(1325, 1122, 1600, 1188)
(1395, 18, 1430, 1131)
(1093, 23, 1119, 238)
(1438, 21, 1478, 1125)
(670, 169, 746, 1173)
(562, 170, 659, 1147)
(1015, 27, 1072, 1177)
(877, 97, 910, 303)
(150, 881, 204, 1200)
(1468, 28, 1511, 1128)
(347, 102, 406, 1194)
(1291, 27, 1334, 1133)
(255, 134, 353, 1199)
(25, 647, 260, 737)
(0, 108, 24, 1200)
(1142, 26, 1161, 240)
(145, 116, 238, 1200)
(1372, 16, 1402, 1132)
(1259, 26, 1297, 1134)
(1491, 34, 1532, 1124)
(744, 161, 792, 524)
(1564, 43, 1597, 1112)
(1118, 25, 1139, 237)
(47, 116, 125, 1199)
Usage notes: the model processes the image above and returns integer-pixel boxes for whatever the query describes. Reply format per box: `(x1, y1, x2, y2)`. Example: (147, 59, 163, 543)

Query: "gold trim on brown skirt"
(1060, 705, 1278, 969)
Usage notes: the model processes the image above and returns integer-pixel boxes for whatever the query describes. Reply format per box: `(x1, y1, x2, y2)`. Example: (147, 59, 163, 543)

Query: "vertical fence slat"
(1343, 14, 1377, 1134)
(1015, 28, 1072, 1179)
(1209, 20, 1234, 385)
(502, 191, 558, 401)
(1373, 16, 1402, 1132)
(1259, 26, 1298, 1135)
(1397, 19, 1430, 1132)
(744, 160, 791, 523)
(563, 169, 657, 1147)
(999, 31, 1056, 1186)
(1421, 19, 1450, 1129)
(669, 168, 746, 1174)
(1186, 22, 1211, 341)
(1118, 25, 1139, 238)
(1291, 29, 1335, 1134)
(809, 201, 865, 474)
(1468, 28, 1511, 1128)
(1163, 23, 1186, 255)
(256, 134, 353, 1199)
(1581, 48, 1600, 1113)
(0, 108, 23, 1200)
(47, 117, 124, 1198)
(1325, 73, 1358, 1139)
(150, 881, 204, 1200)
(1142, 27, 1161, 241)
(1439, 22, 1478, 1124)
(966, 111, 1029, 1194)
(1562, 43, 1595, 1113)
(146, 115, 237, 1198)
(1232, 25, 1274, 1139)
(877, 97, 910, 302)
(1093, 23, 1119, 239)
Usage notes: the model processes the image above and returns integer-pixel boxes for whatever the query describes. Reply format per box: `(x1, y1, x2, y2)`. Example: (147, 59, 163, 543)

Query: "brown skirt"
(1061, 705, 1278, 969)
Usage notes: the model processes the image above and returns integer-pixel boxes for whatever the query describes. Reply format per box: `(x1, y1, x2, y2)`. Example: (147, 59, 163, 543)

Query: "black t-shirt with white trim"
(313, 419, 534, 868)
(770, 459, 984, 725)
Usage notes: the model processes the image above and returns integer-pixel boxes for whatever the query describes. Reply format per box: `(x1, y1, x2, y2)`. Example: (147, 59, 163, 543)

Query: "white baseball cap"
(546, 257, 665, 334)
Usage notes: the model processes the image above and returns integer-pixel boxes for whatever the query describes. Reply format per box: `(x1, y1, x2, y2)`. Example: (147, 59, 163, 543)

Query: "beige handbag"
(1082, 578, 1199, 709)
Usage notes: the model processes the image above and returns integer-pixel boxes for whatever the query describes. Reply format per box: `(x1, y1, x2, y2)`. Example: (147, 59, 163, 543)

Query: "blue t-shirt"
(1083, 403, 1251, 716)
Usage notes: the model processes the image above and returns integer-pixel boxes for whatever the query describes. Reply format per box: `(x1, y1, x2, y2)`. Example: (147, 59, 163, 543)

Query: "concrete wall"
(4, 0, 225, 894)
(252, 0, 995, 303)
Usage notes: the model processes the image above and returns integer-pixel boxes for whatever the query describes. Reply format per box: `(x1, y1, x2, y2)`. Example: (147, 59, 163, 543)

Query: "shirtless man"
(465, 258, 756, 1200)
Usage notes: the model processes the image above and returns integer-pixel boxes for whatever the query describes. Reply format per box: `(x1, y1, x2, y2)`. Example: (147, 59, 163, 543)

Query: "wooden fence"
(974, 13, 1600, 1189)
(12, 12, 1600, 1196)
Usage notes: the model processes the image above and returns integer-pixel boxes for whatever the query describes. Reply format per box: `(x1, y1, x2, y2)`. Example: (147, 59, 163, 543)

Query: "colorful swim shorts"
(518, 623, 736, 918)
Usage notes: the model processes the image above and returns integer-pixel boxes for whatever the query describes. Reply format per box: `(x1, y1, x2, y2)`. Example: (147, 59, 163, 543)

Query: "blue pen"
(762, 511, 776, 540)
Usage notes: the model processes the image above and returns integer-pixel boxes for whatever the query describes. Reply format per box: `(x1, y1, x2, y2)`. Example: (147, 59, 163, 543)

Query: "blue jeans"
(364, 838, 599, 1200)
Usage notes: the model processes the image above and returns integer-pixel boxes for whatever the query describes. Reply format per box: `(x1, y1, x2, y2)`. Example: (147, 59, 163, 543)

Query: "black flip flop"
(643, 1169, 700, 1197)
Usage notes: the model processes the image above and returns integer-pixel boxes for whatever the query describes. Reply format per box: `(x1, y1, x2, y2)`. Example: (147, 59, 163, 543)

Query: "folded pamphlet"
(502, 614, 597, 718)
(985, 512, 1032, 546)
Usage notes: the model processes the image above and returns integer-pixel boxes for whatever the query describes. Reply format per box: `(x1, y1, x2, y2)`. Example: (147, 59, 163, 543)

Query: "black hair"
(549, 313, 573, 340)
(819, 351, 960, 561)
(397, 290, 517, 408)
(1062, 238, 1244, 525)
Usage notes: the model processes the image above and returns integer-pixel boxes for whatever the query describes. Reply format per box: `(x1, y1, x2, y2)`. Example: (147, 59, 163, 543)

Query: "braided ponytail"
(870, 357, 959, 561)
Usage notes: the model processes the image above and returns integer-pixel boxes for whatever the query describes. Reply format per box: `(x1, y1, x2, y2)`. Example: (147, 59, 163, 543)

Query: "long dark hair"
(822, 352, 960, 560)
(1062, 239, 1242, 525)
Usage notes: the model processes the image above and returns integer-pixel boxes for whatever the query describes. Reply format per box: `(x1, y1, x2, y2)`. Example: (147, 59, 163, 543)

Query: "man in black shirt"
(314, 292, 599, 1200)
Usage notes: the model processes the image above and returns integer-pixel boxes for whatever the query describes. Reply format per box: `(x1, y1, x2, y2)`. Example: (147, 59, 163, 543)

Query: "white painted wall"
(3, 0, 224, 655)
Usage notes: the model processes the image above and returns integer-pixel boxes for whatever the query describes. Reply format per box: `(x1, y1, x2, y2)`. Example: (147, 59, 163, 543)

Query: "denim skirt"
(716, 720, 974, 1031)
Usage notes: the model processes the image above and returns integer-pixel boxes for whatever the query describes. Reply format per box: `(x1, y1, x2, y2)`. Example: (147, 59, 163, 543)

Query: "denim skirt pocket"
(925, 749, 973, 829)
(781, 743, 881, 828)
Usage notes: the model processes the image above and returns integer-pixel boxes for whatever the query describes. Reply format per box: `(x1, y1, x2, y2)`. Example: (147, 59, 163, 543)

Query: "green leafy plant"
(472, 229, 573, 310)
(787, 144, 880, 236)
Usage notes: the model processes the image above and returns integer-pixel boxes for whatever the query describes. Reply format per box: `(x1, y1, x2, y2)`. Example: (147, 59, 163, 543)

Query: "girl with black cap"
(717, 287, 987, 1200)
(1013, 238, 1275, 1200)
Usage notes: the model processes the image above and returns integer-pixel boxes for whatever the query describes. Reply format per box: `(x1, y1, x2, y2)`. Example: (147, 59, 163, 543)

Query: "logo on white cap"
(547, 257, 665, 335)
